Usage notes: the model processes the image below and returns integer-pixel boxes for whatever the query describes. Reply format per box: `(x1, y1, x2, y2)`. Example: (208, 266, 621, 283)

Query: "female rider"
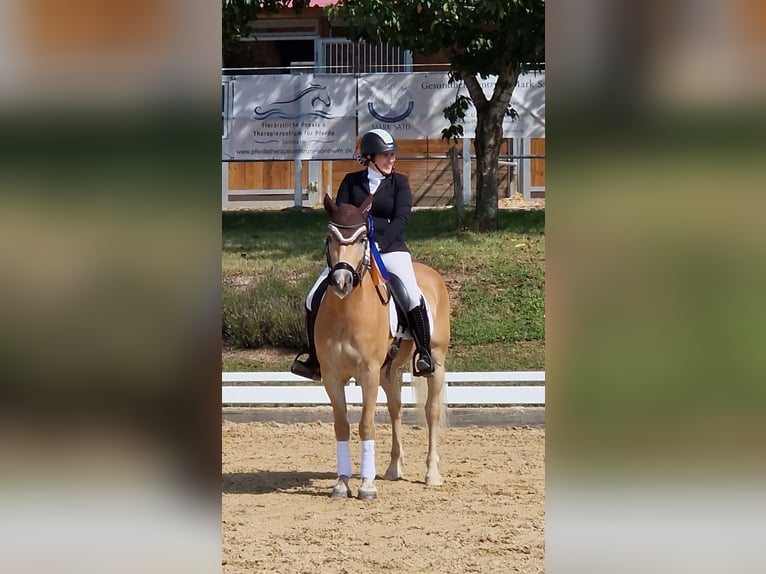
(290, 128, 434, 381)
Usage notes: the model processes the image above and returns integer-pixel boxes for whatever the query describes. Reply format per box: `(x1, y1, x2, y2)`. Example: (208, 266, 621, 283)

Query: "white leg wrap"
(360, 440, 376, 479)
(336, 441, 352, 477)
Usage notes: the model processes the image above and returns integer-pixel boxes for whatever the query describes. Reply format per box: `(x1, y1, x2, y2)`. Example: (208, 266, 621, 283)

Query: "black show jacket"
(335, 169, 413, 254)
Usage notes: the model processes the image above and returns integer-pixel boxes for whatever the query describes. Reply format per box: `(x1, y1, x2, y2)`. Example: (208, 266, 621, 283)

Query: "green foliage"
(222, 208, 545, 371)
(442, 94, 472, 143)
(222, 277, 308, 348)
(328, 0, 545, 78)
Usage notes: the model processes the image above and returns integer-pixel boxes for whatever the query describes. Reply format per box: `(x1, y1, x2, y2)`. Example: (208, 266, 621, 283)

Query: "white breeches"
(379, 251, 422, 310)
(306, 251, 423, 311)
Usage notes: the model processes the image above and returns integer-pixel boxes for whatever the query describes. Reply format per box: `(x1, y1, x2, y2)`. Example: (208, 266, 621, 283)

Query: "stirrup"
(290, 355, 321, 381)
(413, 350, 434, 377)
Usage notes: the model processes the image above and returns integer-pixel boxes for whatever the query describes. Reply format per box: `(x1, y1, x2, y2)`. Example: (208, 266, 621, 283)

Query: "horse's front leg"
(424, 364, 445, 486)
(357, 364, 382, 499)
(380, 367, 404, 480)
(323, 378, 352, 498)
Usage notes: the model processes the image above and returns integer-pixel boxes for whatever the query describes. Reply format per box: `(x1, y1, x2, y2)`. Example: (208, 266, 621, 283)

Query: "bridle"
(325, 221, 369, 289)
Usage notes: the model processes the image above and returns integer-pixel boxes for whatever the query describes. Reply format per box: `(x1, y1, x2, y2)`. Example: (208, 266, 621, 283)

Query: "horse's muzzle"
(330, 262, 359, 299)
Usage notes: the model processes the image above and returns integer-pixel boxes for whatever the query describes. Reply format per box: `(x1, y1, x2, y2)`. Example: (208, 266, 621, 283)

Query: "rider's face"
(370, 152, 396, 175)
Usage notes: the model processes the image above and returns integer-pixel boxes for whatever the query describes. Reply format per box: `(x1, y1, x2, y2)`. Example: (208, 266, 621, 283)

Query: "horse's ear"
(359, 194, 373, 214)
(323, 194, 337, 215)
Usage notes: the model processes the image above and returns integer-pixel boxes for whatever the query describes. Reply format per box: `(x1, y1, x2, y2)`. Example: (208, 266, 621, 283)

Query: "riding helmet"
(360, 129, 397, 157)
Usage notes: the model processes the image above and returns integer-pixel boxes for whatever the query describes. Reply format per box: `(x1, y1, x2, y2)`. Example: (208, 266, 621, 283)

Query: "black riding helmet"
(360, 129, 398, 158)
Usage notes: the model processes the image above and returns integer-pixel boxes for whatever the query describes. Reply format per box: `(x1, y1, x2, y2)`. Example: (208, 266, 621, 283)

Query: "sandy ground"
(222, 420, 545, 573)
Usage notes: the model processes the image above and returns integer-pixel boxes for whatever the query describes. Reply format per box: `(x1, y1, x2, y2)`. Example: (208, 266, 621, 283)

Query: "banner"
(358, 71, 545, 139)
(222, 71, 545, 161)
(222, 74, 357, 161)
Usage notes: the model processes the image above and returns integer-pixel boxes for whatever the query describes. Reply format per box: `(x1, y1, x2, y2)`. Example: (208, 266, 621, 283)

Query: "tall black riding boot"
(407, 298, 435, 376)
(290, 308, 321, 381)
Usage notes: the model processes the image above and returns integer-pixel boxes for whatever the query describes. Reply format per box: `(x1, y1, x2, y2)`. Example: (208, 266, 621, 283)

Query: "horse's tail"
(411, 375, 447, 429)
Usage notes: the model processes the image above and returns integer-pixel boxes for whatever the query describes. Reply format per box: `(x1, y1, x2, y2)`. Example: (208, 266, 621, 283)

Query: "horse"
(315, 193, 451, 499)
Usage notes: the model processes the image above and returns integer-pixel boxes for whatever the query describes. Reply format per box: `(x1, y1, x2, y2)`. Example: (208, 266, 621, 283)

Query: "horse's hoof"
(330, 485, 352, 499)
(357, 488, 378, 500)
(330, 477, 352, 499)
(425, 474, 443, 486)
(384, 467, 404, 481)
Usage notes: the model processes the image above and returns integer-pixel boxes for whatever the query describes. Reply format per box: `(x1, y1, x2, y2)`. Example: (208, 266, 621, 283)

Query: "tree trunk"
(461, 70, 518, 232)
(473, 111, 504, 231)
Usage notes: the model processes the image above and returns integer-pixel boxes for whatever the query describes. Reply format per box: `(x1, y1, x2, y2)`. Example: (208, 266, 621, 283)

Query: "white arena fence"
(222, 371, 545, 406)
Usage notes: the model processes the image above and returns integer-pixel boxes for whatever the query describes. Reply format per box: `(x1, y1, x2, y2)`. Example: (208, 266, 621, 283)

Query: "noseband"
(326, 222, 369, 288)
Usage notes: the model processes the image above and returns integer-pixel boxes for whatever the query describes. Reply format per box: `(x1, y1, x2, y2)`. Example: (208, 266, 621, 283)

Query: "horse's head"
(324, 194, 373, 299)
(311, 85, 331, 108)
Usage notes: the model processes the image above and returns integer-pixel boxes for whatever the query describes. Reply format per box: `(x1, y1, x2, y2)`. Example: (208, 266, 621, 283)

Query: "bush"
(222, 278, 308, 349)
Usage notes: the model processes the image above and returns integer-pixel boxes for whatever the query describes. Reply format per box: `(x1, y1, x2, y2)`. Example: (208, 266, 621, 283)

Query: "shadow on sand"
(222, 470, 338, 497)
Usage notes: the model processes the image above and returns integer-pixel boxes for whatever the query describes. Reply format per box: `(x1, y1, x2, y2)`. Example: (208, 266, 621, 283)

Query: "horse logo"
(253, 83, 333, 120)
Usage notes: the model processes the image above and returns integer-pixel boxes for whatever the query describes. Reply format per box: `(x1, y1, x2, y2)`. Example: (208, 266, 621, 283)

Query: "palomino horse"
(315, 194, 450, 499)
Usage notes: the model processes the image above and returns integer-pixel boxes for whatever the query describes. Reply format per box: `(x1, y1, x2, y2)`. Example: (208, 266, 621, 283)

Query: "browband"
(328, 223, 367, 244)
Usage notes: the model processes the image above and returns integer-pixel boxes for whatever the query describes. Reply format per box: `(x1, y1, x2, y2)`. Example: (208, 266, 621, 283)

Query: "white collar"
(367, 167, 386, 195)
(367, 167, 385, 181)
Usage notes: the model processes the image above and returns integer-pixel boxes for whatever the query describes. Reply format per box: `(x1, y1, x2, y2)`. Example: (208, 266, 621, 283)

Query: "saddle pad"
(388, 297, 435, 339)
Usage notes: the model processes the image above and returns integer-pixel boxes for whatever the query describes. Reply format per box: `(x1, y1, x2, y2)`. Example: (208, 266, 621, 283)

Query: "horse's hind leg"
(424, 363, 445, 486)
(380, 367, 404, 480)
(323, 379, 352, 499)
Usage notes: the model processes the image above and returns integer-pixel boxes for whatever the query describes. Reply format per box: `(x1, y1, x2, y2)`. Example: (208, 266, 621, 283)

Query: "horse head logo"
(253, 83, 333, 120)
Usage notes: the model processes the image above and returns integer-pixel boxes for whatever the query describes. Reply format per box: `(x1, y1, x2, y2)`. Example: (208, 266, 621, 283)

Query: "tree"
(223, 0, 311, 55)
(328, 0, 544, 231)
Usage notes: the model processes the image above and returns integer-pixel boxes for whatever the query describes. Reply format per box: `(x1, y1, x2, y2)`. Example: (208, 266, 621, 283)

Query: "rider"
(290, 128, 435, 381)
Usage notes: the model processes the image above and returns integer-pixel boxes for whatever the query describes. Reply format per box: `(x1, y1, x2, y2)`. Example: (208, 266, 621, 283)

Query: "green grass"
(222, 207, 545, 371)
(221, 340, 544, 374)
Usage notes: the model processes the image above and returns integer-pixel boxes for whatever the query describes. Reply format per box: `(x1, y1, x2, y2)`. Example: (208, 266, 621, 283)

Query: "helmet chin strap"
(370, 158, 394, 178)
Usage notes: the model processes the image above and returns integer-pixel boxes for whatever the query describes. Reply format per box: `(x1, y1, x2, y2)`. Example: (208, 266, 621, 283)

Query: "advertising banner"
(222, 74, 357, 161)
(222, 71, 545, 161)
(358, 71, 545, 139)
